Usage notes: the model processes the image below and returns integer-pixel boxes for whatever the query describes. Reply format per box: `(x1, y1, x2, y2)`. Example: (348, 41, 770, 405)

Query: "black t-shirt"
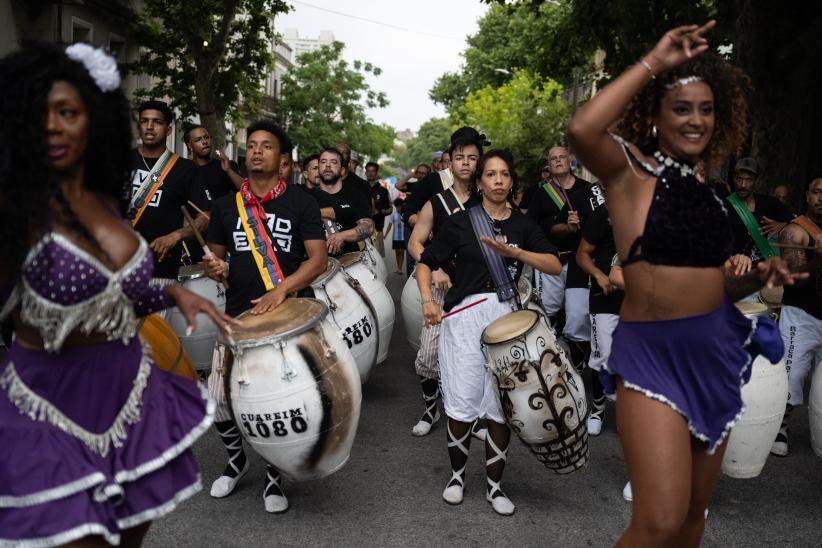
(402, 171, 449, 225)
(420, 209, 556, 311)
(370, 182, 391, 230)
(206, 185, 325, 317)
(344, 172, 373, 213)
(520, 183, 539, 212)
(310, 183, 371, 255)
(130, 149, 209, 279)
(582, 206, 624, 315)
(526, 177, 603, 288)
(431, 190, 480, 236)
(198, 158, 237, 203)
(727, 192, 794, 263)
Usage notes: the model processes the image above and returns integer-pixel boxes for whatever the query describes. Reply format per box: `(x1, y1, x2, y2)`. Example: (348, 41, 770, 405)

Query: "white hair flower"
(65, 43, 121, 93)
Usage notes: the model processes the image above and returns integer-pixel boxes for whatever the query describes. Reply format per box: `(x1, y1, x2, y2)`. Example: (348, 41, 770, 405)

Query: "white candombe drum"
(809, 357, 822, 458)
(482, 309, 589, 474)
(167, 263, 226, 371)
(225, 299, 361, 481)
(721, 302, 789, 478)
(311, 258, 379, 383)
(339, 252, 395, 365)
(361, 237, 387, 284)
(401, 272, 422, 351)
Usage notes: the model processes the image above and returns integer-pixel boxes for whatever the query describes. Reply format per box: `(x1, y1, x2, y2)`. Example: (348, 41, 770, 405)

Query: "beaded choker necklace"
(653, 151, 695, 178)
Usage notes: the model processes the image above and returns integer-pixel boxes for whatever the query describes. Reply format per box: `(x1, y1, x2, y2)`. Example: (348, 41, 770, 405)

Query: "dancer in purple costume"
(569, 22, 804, 546)
(0, 44, 234, 546)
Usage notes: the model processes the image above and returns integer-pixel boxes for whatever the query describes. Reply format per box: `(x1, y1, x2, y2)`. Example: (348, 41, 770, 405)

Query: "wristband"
(640, 58, 656, 79)
(421, 298, 436, 305)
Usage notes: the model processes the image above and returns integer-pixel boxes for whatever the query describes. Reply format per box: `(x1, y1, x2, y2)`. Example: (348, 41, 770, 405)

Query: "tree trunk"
(735, 1, 822, 210)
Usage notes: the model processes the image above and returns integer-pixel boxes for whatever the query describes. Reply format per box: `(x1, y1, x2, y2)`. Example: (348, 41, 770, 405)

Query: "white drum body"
(311, 259, 379, 382)
(226, 299, 361, 481)
(167, 264, 226, 371)
(482, 310, 589, 474)
(362, 238, 387, 284)
(339, 252, 395, 365)
(401, 274, 422, 351)
(721, 304, 789, 478)
(809, 361, 822, 458)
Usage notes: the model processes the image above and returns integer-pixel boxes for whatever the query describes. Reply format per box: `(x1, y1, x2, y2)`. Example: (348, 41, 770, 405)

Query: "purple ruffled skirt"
(599, 297, 783, 454)
(0, 337, 214, 546)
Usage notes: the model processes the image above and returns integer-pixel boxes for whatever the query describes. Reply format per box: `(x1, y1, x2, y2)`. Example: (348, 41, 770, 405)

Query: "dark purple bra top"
(0, 232, 170, 351)
(611, 133, 733, 268)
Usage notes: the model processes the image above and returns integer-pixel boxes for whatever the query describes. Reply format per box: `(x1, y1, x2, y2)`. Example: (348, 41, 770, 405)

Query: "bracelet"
(640, 58, 656, 79)
(421, 298, 436, 305)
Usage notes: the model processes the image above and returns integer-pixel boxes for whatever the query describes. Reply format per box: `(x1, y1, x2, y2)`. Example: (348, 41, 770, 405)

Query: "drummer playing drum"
(202, 120, 327, 514)
(417, 149, 561, 516)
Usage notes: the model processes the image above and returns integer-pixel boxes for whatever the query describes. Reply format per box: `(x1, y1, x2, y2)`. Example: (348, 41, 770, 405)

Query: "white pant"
(589, 313, 619, 373)
(438, 293, 512, 424)
(535, 265, 591, 342)
(207, 343, 233, 422)
(414, 286, 447, 379)
(779, 305, 822, 406)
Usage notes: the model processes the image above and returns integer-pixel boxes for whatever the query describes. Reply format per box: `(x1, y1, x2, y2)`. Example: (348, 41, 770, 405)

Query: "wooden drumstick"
(180, 206, 229, 288)
(187, 200, 211, 221)
(772, 243, 816, 251)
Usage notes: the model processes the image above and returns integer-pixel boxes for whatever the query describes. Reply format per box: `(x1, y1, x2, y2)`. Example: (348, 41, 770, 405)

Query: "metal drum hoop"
(222, 299, 329, 352)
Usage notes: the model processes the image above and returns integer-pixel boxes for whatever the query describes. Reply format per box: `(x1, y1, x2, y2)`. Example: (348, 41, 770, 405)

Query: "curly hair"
(614, 52, 750, 172)
(0, 43, 132, 282)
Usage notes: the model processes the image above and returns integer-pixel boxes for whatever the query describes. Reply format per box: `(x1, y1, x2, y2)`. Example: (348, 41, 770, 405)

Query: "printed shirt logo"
(234, 215, 292, 253)
(132, 170, 163, 207)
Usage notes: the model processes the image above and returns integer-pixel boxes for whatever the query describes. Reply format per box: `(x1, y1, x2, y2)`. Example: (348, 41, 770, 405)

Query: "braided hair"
(0, 43, 132, 282)
(615, 52, 750, 172)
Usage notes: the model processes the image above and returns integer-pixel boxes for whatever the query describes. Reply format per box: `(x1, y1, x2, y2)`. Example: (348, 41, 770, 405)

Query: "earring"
(651, 125, 658, 138)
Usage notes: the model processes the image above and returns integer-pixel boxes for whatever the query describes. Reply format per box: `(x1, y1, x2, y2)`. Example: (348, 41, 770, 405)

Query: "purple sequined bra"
(609, 133, 734, 268)
(0, 232, 171, 352)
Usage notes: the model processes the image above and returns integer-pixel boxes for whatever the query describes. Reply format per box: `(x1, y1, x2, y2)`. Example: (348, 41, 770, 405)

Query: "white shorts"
(438, 293, 514, 424)
(779, 305, 822, 406)
(563, 288, 591, 342)
(536, 263, 567, 316)
(207, 343, 232, 422)
(589, 313, 619, 372)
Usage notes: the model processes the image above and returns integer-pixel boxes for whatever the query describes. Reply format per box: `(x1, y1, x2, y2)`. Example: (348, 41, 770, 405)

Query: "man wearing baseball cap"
(726, 157, 793, 264)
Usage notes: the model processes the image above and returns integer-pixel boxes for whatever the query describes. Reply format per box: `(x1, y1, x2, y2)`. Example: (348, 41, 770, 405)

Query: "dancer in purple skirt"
(0, 44, 234, 546)
(568, 21, 803, 546)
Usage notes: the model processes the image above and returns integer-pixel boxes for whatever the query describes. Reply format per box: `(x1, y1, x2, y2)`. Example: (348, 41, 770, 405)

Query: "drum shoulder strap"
(791, 215, 822, 239)
(436, 187, 464, 216)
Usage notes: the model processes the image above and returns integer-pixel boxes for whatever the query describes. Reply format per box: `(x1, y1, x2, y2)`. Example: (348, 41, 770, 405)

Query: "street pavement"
(141, 251, 822, 548)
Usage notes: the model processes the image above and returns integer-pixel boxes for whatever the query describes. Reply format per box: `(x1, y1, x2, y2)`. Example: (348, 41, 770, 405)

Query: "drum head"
(232, 298, 327, 346)
(735, 301, 768, 317)
(760, 286, 784, 306)
(179, 263, 206, 281)
(339, 252, 363, 269)
(483, 310, 538, 344)
(312, 258, 341, 286)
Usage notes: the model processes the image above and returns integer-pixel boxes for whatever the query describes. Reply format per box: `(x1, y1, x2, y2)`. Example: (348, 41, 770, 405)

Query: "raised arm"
(567, 21, 716, 185)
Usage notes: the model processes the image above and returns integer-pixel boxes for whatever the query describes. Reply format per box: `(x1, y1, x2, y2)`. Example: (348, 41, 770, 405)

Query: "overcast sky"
(277, 0, 488, 133)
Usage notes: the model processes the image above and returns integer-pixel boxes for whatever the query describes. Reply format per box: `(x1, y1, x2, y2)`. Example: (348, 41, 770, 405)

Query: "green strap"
(727, 193, 775, 258)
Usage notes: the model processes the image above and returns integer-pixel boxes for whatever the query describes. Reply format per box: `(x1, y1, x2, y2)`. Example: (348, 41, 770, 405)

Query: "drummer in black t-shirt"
(407, 140, 481, 438)
(418, 150, 561, 516)
(129, 100, 211, 281)
(202, 120, 327, 515)
(311, 148, 374, 256)
(576, 204, 623, 437)
(366, 161, 392, 256)
(526, 146, 604, 370)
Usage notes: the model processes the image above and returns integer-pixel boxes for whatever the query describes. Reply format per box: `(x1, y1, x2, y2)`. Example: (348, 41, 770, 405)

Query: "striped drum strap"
(235, 192, 285, 292)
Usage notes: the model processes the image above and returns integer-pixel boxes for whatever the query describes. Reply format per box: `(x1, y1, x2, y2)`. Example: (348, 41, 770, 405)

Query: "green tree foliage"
(459, 70, 568, 185)
(430, 1, 591, 113)
(276, 41, 393, 160)
(131, 0, 289, 148)
(407, 117, 454, 167)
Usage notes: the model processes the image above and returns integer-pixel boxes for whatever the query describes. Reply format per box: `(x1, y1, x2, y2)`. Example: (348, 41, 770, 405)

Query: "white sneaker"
(209, 461, 250, 498)
(587, 415, 603, 436)
(622, 481, 632, 502)
(487, 492, 516, 515)
(264, 493, 289, 514)
(411, 408, 440, 437)
(442, 483, 464, 505)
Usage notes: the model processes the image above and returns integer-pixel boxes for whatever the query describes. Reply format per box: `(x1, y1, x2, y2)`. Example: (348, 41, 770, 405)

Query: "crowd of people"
(0, 22, 819, 547)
